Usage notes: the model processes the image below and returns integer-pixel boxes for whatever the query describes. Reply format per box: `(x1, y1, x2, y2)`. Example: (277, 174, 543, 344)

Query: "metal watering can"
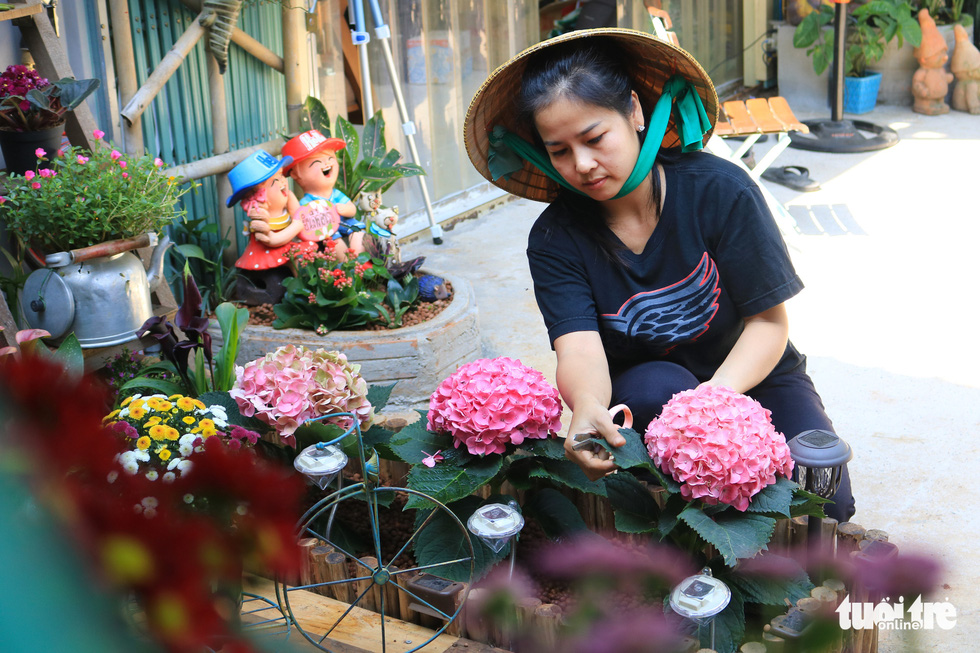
(20, 233, 172, 349)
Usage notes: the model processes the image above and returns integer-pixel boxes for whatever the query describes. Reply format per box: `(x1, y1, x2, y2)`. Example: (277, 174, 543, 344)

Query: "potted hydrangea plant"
(0, 64, 100, 174)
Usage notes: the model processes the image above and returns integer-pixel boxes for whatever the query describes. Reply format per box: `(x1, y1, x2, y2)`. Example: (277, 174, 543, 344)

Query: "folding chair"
(648, 9, 809, 231)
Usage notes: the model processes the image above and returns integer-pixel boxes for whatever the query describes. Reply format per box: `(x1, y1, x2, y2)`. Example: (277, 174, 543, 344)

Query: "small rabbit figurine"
(951, 24, 980, 114)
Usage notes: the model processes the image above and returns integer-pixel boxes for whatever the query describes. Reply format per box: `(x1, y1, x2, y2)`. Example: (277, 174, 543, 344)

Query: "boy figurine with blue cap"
(228, 150, 315, 304)
(281, 129, 364, 256)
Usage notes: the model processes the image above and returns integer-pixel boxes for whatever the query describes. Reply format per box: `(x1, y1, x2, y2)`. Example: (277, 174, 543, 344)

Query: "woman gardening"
(463, 29, 854, 521)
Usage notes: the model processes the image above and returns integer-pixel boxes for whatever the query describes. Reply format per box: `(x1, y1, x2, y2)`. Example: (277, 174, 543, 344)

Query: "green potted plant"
(0, 130, 195, 348)
(794, 0, 923, 112)
(0, 64, 100, 175)
(917, 0, 975, 26)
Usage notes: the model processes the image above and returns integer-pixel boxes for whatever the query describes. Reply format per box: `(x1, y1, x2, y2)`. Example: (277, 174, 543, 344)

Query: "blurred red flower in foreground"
(0, 355, 306, 653)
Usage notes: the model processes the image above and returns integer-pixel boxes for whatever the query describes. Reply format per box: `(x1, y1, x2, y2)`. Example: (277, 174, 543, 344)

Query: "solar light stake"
(467, 502, 524, 581)
(669, 568, 731, 650)
(788, 429, 853, 546)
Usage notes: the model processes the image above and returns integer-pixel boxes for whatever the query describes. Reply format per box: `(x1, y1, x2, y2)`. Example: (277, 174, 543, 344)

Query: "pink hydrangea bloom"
(644, 385, 794, 512)
(428, 357, 563, 456)
(229, 345, 373, 447)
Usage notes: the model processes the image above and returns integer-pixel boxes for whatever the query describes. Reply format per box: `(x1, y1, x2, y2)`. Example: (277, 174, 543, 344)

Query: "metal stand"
(344, 0, 443, 244)
(788, 1, 899, 153)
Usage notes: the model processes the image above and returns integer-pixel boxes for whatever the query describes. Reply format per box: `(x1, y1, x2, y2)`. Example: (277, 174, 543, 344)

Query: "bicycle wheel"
(276, 484, 475, 653)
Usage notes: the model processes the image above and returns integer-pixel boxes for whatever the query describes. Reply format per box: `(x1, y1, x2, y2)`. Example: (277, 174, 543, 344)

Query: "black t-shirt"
(526, 151, 805, 383)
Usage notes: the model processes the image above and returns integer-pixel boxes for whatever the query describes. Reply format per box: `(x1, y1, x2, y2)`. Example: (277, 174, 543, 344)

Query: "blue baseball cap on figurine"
(226, 150, 293, 208)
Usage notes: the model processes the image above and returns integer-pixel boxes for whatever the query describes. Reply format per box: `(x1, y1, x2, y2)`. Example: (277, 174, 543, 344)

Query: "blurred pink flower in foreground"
(428, 357, 562, 456)
(645, 385, 794, 511)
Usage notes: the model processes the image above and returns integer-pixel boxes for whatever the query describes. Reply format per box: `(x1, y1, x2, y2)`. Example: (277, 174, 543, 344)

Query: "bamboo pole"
(167, 137, 285, 181)
(178, 0, 284, 72)
(356, 556, 380, 613)
(207, 53, 237, 264)
(107, 0, 144, 155)
(281, 0, 307, 133)
(121, 13, 208, 125)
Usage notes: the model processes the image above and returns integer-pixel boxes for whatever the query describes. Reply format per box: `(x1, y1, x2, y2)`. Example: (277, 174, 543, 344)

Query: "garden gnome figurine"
(912, 8, 954, 115)
(951, 24, 980, 114)
(227, 150, 313, 305)
(282, 130, 363, 256)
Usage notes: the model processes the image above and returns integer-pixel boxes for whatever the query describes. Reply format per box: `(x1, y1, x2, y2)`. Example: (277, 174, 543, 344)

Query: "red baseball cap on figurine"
(281, 129, 346, 172)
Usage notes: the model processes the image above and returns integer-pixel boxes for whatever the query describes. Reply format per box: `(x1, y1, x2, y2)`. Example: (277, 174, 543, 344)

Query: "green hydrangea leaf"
(604, 472, 662, 534)
(746, 476, 797, 518)
(404, 454, 504, 509)
(521, 488, 591, 540)
(678, 507, 776, 567)
(387, 414, 453, 464)
(528, 458, 607, 497)
(411, 495, 505, 583)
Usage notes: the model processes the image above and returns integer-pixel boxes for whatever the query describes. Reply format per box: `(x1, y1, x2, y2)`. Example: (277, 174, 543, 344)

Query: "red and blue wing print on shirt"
(600, 253, 720, 356)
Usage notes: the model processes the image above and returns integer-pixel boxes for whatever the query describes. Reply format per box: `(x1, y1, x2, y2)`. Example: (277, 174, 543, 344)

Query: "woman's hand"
(564, 402, 629, 481)
(554, 331, 624, 481)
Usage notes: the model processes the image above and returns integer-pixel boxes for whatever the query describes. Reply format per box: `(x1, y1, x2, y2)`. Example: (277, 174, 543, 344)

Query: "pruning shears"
(570, 404, 633, 453)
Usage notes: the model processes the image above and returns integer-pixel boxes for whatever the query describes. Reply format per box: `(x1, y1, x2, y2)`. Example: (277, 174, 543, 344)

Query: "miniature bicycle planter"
(276, 411, 475, 653)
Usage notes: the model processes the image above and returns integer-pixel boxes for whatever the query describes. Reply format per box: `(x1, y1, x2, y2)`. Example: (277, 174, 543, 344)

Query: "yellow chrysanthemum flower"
(169, 394, 182, 400)
(176, 396, 197, 412)
(199, 419, 215, 430)
(121, 396, 134, 407)
(145, 398, 163, 411)
(202, 427, 217, 439)
(145, 416, 162, 427)
(158, 401, 173, 412)
(136, 436, 151, 450)
(158, 447, 172, 461)
(192, 398, 206, 410)
(129, 406, 146, 420)
(149, 425, 168, 440)
(181, 416, 196, 425)
(102, 409, 121, 424)
(164, 426, 180, 441)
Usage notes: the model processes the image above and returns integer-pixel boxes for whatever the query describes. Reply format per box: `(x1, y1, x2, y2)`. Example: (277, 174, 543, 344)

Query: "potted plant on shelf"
(0, 130, 195, 348)
(794, 0, 923, 113)
(0, 65, 100, 175)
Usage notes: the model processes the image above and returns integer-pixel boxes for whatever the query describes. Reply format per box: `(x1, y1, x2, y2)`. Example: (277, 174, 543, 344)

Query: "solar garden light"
(293, 442, 349, 490)
(669, 568, 731, 650)
(467, 501, 524, 580)
(788, 429, 853, 543)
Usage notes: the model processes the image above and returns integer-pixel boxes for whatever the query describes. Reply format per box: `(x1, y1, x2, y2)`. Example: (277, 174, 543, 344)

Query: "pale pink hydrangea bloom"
(428, 357, 563, 456)
(644, 385, 794, 511)
(230, 345, 373, 447)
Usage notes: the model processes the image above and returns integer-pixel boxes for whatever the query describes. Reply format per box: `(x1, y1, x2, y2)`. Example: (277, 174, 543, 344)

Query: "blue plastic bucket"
(843, 72, 883, 115)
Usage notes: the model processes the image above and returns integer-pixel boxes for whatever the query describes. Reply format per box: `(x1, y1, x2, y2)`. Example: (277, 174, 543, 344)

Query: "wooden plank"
(744, 98, 786, 134)
(721, 100, 760, 135)
(0, 2, 43, 23)
(768, 96, 809, 133)
(244, 575, 464, 653)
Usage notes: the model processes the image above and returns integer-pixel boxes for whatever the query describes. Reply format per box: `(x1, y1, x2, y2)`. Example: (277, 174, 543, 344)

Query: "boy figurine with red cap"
(281, 129, 365, 256)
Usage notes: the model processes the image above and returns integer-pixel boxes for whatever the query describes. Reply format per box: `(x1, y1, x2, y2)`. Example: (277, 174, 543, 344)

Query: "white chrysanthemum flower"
(119, 451, 136, 464)
(107, 470, 119, 483)
(141, 497, 158, 509)
(236, 504, 248, 516)
(179, 444, 193, 456)
(133, 504, 143, 514)
(143, 507, 157, 518)
(179, 433, 197, 446)
(177, 459, 193, 474)
(135, 450, 150, 462)
(162, 472, 176, 483)
(123, 461, 139, 475)
(145, 470, 158, 481)
(183, 493, 194, 504)
(167, 457, 181, 471)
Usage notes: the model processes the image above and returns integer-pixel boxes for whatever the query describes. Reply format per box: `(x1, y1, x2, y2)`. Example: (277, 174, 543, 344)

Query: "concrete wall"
(775, 21, 973, 117)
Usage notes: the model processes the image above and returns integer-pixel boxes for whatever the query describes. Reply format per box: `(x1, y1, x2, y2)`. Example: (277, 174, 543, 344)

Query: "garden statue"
(912, 8, 954, 115)
(357, 190, 402, 263)
(281, 130, 364, 256)
(951, 24, 980, 114)
(228, 150, 313, 305)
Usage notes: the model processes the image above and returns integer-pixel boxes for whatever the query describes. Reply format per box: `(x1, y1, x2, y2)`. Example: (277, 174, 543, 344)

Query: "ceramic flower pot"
(0, 123, 63, 175)
(843, 71, 883, 115)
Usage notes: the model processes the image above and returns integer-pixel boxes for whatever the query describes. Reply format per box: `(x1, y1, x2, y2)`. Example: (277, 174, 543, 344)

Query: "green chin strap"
(487, 74, 712, 199)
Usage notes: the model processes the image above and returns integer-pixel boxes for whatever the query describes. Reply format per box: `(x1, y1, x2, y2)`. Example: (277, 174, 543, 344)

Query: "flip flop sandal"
(761, 165, 821, 192)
